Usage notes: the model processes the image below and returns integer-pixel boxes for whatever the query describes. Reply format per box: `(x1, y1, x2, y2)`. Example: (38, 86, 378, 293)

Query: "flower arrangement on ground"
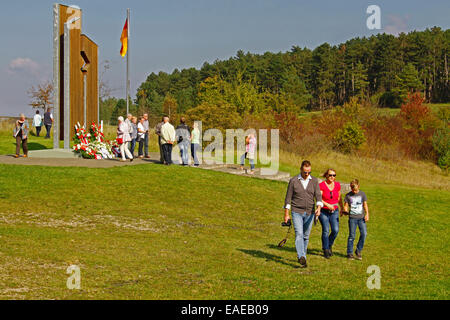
(72, 122, 120, 159)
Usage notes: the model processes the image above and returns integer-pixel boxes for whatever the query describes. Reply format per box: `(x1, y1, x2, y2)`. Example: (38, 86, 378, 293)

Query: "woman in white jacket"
(117, 116, 133, 162)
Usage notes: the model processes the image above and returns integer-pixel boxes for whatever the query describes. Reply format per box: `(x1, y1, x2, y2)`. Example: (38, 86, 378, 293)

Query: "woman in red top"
(319, 168, 343, 259)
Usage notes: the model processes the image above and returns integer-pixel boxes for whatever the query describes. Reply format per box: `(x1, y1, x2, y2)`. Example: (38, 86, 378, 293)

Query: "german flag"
(120, 19, 128, 57)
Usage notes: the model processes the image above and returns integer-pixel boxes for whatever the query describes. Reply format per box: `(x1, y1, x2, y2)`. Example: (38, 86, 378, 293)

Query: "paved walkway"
(0, 151, 350, 190)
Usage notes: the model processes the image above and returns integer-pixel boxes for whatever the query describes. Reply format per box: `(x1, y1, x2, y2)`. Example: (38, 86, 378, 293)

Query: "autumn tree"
(162, 94, 178, 118)
(28, 81, 54, 113)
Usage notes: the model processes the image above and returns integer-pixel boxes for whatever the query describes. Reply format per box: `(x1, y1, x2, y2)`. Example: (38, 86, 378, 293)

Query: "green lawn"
(0, 163, 448, 299)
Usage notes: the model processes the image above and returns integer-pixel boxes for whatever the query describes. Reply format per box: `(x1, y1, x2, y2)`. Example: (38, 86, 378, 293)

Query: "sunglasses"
(303, 171, 311, 175)
(328, 174, 336, 177)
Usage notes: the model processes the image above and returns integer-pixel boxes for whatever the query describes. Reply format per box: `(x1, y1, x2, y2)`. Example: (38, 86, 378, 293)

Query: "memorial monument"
(53, 4, 99, 150)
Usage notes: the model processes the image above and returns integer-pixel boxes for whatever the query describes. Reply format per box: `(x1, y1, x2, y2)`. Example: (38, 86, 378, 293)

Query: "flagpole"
(126, 8, 130, 115)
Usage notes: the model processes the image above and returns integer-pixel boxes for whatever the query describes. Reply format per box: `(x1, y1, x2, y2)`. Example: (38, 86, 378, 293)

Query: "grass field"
(0, 162, 449, 299)
(0, 111, 449, 300)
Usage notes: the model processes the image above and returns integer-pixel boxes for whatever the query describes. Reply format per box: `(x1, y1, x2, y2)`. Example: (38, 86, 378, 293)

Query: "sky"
(1, 0, 449, 117)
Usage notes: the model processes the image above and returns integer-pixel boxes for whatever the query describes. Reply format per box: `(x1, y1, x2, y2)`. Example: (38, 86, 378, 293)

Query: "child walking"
(343, 179, 369, 260)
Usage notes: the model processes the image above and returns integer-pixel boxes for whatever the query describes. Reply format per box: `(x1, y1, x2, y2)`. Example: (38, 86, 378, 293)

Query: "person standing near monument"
(43, 108, 53, 139)
(117, 116, 133, 162)
(160, 116, 176, 165)
(143, 113, 150, 159)
(176, 117, 191, 166)
(33, 110, 42, 137)
(190, 122, 200, 167)
(137, 116, 146, 159)
(283, 160, 323, 268)
(129, 116, 138, 158)
(155, 116, 165, 164)
(14, 114, 29, 158)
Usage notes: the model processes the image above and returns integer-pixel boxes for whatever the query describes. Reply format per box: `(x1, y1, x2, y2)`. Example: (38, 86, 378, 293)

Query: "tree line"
(130, 27, 448, 118)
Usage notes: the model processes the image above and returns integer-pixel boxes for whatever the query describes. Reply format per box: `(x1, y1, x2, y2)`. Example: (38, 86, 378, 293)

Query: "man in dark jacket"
(175, 117, 191, 166)
(155, 116, 165, 164)
(284, 160, 323, 268)
(43, 108, 54, 139)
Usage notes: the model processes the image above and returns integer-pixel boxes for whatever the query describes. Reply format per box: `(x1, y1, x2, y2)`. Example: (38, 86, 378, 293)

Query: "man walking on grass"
(283, 160, 323, 268)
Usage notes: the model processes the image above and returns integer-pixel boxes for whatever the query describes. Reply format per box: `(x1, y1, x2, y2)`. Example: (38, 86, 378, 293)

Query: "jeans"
(191, 143, 200, 165)
(144, 132, 149, 157)
(35, 126, 41, 137)
(162, 143, 173, 165)
(45, 124, 52, 138)
(240, 153, 255, 170)
(319, 208, 340, 250)
(129, 138, 136, 157)
(179, 141, 189, 165)
(347, 218, 367, 254)
(292, 211, 315, 260)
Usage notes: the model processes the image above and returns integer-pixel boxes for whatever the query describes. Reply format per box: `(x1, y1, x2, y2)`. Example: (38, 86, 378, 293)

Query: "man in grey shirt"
(143, 114, 150, 158)
(284, 160, 323, 268)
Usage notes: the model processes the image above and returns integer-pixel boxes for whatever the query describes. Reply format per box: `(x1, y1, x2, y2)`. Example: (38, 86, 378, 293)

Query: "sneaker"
(355, 250, 362, 260)
(14, 154, 19, 158)
(298, 256, 307, 268)
(323, 249, 331, 259)
(145, 155, 151, 159)
(347, 253, 355, 260)
(23, 155, 28, 158)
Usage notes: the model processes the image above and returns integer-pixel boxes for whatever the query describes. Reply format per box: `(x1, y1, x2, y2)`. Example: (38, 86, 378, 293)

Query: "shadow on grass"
(237, 248, 299, 268)
(266, 244, 348, 258)
(307, 248, 348, 258)
(28, 142, 50, 151)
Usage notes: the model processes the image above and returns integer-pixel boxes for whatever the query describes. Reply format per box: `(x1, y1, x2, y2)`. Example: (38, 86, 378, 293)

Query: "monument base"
(28, 149, 81, 159)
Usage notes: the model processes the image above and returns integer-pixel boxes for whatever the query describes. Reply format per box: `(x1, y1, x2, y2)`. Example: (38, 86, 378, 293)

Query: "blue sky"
(1, 0, 449, 116)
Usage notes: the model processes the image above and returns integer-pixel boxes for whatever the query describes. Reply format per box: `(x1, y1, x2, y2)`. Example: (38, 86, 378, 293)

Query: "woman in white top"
(190, 122, 200, 166)
(117, 116, 133, 162)
(137, 116, 146, 158)
(33, 110, 42, 137)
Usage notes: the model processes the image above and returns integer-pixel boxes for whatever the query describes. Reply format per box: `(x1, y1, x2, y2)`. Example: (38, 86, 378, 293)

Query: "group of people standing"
(116, 114, 200, 166)
(13, 109, 54, 158)
(284, 160, 369, 268)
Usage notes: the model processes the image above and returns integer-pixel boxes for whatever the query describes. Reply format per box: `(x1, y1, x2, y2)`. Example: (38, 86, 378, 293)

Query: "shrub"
(333, 122, 366, 154)
(399, 93, 431, 129)
(432, 127, 450, 170)
(378, 91, 404, 108)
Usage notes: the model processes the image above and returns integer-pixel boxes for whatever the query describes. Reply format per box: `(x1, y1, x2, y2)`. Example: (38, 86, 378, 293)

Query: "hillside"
(0, 162, 448, 299)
